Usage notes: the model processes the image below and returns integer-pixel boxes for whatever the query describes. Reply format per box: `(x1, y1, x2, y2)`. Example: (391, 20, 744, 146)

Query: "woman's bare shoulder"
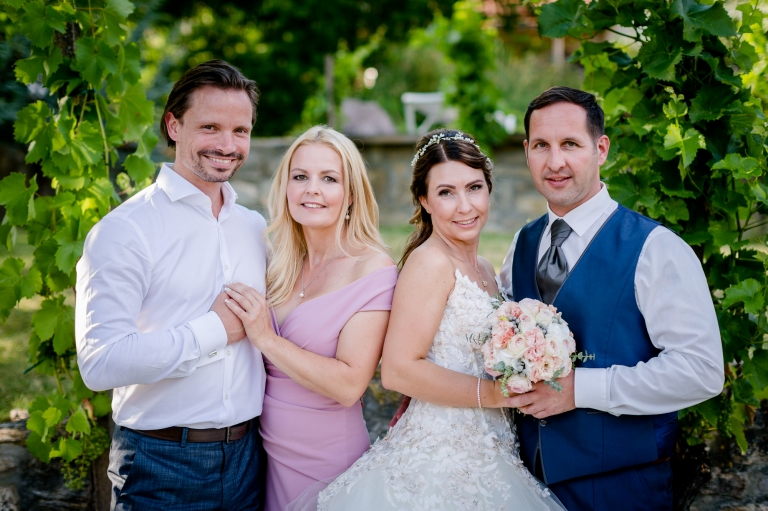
(351, 248, 395, 279)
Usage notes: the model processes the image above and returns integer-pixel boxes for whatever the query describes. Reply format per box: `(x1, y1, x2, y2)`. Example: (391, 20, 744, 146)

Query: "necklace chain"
(475, 265, 488, 288)
(299, 254, 343, 298)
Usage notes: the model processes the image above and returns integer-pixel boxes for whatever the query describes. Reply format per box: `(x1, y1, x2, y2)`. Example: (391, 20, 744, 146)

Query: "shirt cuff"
(574, 367, 613, 414)
(187, 311, 228, 367)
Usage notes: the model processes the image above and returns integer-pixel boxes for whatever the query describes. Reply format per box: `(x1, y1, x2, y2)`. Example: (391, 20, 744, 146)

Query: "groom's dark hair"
(160, 60, 260, 148)
(524, 86, 604, 141)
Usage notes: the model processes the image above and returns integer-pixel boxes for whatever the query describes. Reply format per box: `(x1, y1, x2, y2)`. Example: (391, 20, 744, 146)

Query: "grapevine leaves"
(563, 0, 768, 452)
(1, 0, 151, 482)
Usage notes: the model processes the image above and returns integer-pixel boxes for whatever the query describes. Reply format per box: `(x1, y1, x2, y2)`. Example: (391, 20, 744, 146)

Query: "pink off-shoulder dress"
(261, 265, 398, 511)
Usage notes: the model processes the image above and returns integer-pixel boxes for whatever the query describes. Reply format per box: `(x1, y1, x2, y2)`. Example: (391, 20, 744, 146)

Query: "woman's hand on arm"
(223, 282, 390, 408)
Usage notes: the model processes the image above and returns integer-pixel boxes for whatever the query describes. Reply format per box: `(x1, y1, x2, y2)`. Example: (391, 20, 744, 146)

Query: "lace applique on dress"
(316, 270, 563, 511)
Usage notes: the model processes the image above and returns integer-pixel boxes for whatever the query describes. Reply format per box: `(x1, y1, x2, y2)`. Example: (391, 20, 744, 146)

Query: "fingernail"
(225, 287, 231, 292)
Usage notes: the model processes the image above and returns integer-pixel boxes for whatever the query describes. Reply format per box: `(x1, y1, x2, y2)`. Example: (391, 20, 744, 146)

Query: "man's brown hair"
(160, 60, 260, 148)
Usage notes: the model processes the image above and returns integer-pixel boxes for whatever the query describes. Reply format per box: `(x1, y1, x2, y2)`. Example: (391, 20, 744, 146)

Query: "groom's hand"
(504, 371, 575, 418)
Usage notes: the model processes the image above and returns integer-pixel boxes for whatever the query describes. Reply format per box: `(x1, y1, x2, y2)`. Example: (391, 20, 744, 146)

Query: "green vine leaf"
(663, 125, 705, 175)
(65, 407, 91, 435)
(50, 437, 83, 463)
(689, 82, 738, 123)
(722, 279, 765, 315)
(742, 348, 768, 390)
(537, 0, 586, 38)
(712, 153, 763, 179)
(671, 0, 737, 41)
(0, 257, 42, 316)
(73, 37, 119, 86)
(19, 0, 67, 48)
(635, 28, 684, 81)
(101, 0, 136, 46)
(0, 173, 38, 226)
(33, 296, 75, 355)
(14, 47, 63, 85)
(736, 2, 764, 33)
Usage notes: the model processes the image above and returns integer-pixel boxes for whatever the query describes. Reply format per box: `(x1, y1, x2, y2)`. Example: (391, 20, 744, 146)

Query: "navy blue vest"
(512, 206, 678, 484)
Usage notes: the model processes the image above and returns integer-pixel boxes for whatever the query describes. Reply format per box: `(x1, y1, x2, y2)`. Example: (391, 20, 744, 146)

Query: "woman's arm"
(380, 246, 506, 408)
(223, 282, 390, 408)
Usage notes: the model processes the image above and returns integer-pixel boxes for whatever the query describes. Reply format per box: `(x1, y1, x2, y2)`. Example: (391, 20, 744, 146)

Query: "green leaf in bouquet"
(65, 407, 91, 435)
(671, 0, 736, 41)
(722, 279, 764, 315)
(0, 173, 38, 226)
(20, 0, 66, 48)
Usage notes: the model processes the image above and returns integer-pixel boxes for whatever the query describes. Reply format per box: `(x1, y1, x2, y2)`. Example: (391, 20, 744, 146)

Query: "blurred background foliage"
(0, 0, 583, 146)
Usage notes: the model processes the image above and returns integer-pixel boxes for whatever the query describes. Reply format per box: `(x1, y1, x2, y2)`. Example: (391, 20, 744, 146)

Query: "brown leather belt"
(128, 418, 254, 444)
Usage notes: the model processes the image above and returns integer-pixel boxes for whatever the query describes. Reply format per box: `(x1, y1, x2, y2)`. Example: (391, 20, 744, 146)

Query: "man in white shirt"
(500, 87, 724, 510)
(76, 60, 268, 510)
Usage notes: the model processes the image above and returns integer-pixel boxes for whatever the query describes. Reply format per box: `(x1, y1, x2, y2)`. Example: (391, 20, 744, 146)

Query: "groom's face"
(524, 102, 609, 217)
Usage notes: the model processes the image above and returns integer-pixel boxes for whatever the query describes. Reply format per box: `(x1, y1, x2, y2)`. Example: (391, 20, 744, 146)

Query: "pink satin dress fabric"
(261, 266, 398, 511)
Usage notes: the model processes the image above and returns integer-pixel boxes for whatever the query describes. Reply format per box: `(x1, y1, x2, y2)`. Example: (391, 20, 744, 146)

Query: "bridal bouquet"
(479, 298, 590, 396)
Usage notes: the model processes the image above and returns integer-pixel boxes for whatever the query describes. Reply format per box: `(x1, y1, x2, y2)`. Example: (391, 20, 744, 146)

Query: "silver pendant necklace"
(299, 254, 343, 298)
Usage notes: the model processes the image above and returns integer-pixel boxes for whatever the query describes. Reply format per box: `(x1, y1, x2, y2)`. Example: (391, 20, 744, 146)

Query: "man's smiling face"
(165, 86, 253, 186)
(524, 102, 609, 217)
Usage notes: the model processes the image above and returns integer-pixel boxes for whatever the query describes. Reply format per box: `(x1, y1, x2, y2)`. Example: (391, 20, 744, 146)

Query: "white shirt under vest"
(76, 164, 267, 430)
(500, 184, 724, 416)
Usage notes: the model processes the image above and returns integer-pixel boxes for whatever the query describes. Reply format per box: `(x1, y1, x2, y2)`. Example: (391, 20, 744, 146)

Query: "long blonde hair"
(265, 125, 388, 307)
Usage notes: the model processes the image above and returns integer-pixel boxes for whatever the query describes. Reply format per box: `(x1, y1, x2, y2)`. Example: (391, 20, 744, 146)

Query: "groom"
(500, 86, 724, 510)
(76, 60, 267, 510)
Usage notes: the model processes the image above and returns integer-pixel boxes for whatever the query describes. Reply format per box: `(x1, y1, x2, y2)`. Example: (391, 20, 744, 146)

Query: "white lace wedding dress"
(303, 270, 564, 511)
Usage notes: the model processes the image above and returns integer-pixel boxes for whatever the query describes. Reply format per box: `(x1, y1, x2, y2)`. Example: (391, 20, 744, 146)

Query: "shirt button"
(225, 394, 229, 400)
(224, 265, 229, 270)
(226, 350, 231, 356)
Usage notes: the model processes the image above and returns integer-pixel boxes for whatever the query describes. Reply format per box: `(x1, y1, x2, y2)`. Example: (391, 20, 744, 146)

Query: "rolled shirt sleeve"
(76, 216, 228, 392)
(574, 227, 725, 415)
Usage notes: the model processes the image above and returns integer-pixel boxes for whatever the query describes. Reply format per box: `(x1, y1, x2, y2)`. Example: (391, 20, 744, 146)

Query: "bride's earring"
(345, 206, 351, 220)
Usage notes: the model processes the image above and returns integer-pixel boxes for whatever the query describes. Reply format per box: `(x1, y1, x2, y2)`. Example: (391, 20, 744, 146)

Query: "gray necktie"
(537, 219, 573, 304)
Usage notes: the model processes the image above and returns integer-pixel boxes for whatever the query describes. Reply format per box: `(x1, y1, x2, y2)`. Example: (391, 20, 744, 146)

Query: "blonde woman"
(223, 126, 396, 511)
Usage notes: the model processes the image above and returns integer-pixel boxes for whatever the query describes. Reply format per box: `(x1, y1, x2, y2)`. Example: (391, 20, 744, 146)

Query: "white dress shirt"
(76, 164, 267, 430)
(500, 184, 724, 416)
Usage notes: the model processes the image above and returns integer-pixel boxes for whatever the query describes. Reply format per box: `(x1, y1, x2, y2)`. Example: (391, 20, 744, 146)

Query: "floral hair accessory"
(410, 132, 487, 167)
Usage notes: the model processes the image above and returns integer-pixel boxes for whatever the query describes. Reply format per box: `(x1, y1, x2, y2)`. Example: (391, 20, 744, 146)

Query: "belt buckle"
(225, 426, 232, 444)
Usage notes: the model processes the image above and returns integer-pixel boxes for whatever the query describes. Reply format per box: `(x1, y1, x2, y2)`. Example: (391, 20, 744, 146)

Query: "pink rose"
(506, 374, 533, 394)
(491, 322, 515, 349)
(535, 356, 557, 381)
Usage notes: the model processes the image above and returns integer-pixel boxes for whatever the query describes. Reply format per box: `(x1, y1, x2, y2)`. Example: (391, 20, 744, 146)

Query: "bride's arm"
(380, 247, 506, 408)
(223, 285, 390, 408)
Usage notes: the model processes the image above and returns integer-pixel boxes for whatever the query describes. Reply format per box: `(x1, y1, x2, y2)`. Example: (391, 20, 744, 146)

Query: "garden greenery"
(0, 0, 156, 487)
(535, 0, 768, 451)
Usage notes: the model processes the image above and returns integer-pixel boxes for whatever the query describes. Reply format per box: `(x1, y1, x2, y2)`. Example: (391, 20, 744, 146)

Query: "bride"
(306, 129, 564, 510)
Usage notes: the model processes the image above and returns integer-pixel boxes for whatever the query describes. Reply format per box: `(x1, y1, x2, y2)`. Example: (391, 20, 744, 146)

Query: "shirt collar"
(156, 163, 238, 211)
(546, 182, 614, 237)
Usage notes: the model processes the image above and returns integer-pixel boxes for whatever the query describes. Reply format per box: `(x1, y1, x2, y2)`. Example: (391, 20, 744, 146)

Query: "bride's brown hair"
(399, 129, 494, 269)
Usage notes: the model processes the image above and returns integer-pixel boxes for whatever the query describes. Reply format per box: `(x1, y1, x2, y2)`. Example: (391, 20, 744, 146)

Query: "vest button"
(540, 420, 547, 426)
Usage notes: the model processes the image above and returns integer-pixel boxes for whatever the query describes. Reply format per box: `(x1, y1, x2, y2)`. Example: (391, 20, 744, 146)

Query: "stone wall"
(160, 135, 548, 234)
